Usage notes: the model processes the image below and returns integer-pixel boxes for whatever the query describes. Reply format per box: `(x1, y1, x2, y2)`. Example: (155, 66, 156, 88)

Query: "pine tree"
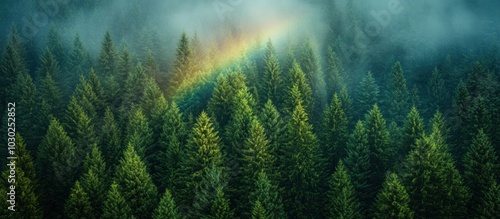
(0, 30, 27, 109)
(211, 187, 234, 219)
(11, 72, 41, 148)
(387, 61, 410, 125)
(404, 131, 469, 218)
(463, 129, 499, 217)
(365, 104, 393, 188)
(321, 93, 348, 175)
(251, 200, 269, 219)
(98, 31, 116, 77)
(0, 133, 42, 219)
(326, 161, 362, 219)
(37, 46, 61, 82)
(261, 39, 284, 107)
(373, 173, 413, 219)
(168, 32, 193, 95)
(286, 60, 313, 115)
(155, 102, 187, 193)
(476, 181, 500, 218)
(80, 144, 107, 217)
(339, 85, 353, 126)
(259, 100, 285, 164)
(68, 34, 92, 89)
(242, 120, 275, 184)
(153, 189, 181, 219)
(114, 143, 158, 219)
(101, 183, 135, 219)
(248, 171, 286, 219)
(344, 120, 373, 208)
(37, 118, 77, 218)
(64, 181, 95, 219)
(357, 71, 379, 117)
(401, 106, 425, 157)
(282, 102, 322, 218)
(125, 107, 153, 163)
(39, 66, 64, 118)
(427, 67, 446, 112)
(182, 111, 224, 207)
(192, 164, 230, 218)
(87, 69, 106, 116)
(324, 46, 345, 99)
(100, 107, 123, 168)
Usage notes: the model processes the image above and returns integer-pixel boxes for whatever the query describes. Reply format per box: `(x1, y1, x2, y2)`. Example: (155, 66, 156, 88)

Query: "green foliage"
(37, 118, 77, 218)
(357, 71, 379, 117)
(324, 46, 345, 99)
(68, 34, 92, 89)
(401, 106, 425, 156)
(344, 120, 374, 208)
(125, 107, 153, 162)
(326, 161, 362, 219)
(251, 200, 269, 219)
(211, 187, 234, 219)
(427, 67, 446, 112)
(153, 189, 181, 219)
(463, 129, 499, 217)
(98, 31, 116, 77)
(321, 93, 349, 174)
(192, 165, 231, 218)
(40, 71, 64, 118)
(114, 144, 158, 219)
(80, 144, 107, 217)
(102, 183, 135, 219)
(168, 32, 194, 96)
(100, 107, 123, 168)
(64, 181, 95, 219)
(476, 181, 500, 218)
(261, 39, 284, 107)
(387, 61, 410, 124)
(373, 173, 413, 219)
(259, 100, 285, 163)
(282, 102, 322, 218)
(286, 61, 313, 115)
(248, 171, 286, 219)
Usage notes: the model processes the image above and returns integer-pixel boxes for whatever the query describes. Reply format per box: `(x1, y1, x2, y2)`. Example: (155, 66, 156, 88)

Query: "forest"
(0, 0, 499, 218)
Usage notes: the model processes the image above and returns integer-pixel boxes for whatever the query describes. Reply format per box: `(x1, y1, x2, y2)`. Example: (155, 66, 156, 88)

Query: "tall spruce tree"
(357, 71, 379, 117)
(64, 181, 94, 219)
(248, 171, 286, 219)
(476, 181, 500, 218)
(286, 60, 313, 115)
(427, 67, 446, 113)
(373, 173, 413, 219)
(125, 107, 153, 163)
(386, 61, 410, 125)
(326, 161, 362, 219)
(463, 129, 499, 217)
(400, 106, 425, 157)
(261, 39, 284, 107)
(168, 32, 193, 96)
(321, 93, 349, 175)
(282, 102, 322, 218)
(98, 31, 116, 77)
(259, 100, 285, 165)
(114, 143, 158, 219)
(153, 189, 181, 219)
(100, 107, 123, 168)
(101, 183, 135, 219)
(324, 46, 345, 100)
(80, 144, 107, 217)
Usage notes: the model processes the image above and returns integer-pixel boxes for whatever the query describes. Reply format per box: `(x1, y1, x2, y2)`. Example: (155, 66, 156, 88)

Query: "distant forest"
(0, 0, 499, 218)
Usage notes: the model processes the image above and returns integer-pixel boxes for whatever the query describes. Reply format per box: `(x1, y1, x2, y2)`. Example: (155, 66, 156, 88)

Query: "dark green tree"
(400, 106, 425, 157)
(344, 120, 373, 208)
(64, 181, 95, 219)
(125, 107, 153, 163)
(168, 32, 193, 96)
(101, 183, 135, 219)
(39, 66, 64, 118)
(476, 181, 500, 218)
(324, 46, 345, 100)
(68, 34, 92, 89)
(321, 93, 348, 175)
(326, 161, 362, 219)
(100, 107, 123, 168)
(37, 118, 77, 218)
(259, 100, 285, 164)
(0, 29, 27, 109)
(98, 31, 116, 77)
(211, 187, 234, 219)
(251, 200, 269, 219)
(373, 173, 414, 219)
(114, 143, 158, 219)
(153, 189, 181, 219)
(286, 60, 313, 115)
(261, 39, 284, 107)
(248, 171, 286, 219)
(386, 61, 410, 125)
(463, 129, 499, 217)
(427, 67, 446, 112)
(282, 102, 322, 218)
(192, 165, 231, 218)
(357, 71, 379, 117)
(80, 144, 107, 217)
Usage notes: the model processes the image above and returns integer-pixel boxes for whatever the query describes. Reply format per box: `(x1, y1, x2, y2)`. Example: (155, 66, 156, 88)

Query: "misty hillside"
(1, 0, 500, 218)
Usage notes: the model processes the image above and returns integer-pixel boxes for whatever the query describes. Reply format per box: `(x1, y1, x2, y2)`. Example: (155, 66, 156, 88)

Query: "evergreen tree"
(87, 69, 106, 116)
(153, 189, 181, 219)
(39, 66, 64, 118)
(98, 31, 116, 77)
(259, 100, 285, 163)
(373, 173, 413, 219)
(403, 130, 469, 219)
(100, 107, 123, 168)
(427, 67, 446, 112)
(114, 143, 158, 219)
(339, 85, 353, 126)
(80, 144, 107, 217)
(321, 93, 348, 175)
(286, 60, 313, 115)
(357, 71, 379, 117)
(248, 171, 286, 219)
(344, 120, 373, 208)
(463, 129, 499, 217)
(181, 112, 223, 207)
(211, 187, 234, 219)
(365, 104, 393, 188)
(101, 183, 135, 219)
(242, 120, 276, 185)
(37, 46, 61, 83)
(326, 161, 362, 219)
(192, 165, 231, 218)
(168, 32, 193, 96)
(282, 102, 322, 218)
(251, 200, 269, 219)
(387, 61, 410, 125)
(400, 106, 425, 157)
(64, 181, 95, 219)
(37, 118, 77, 218)
(261, 39, 284, 107)
(0, 133, 42, 219)
(324, 46, 345, 99)
(11, 72, 41, 148)
(68, 34, 92, 89)
(476, 181, 500, 218)
(125, 107, 153, 163)
(0, 30, 27, 109)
